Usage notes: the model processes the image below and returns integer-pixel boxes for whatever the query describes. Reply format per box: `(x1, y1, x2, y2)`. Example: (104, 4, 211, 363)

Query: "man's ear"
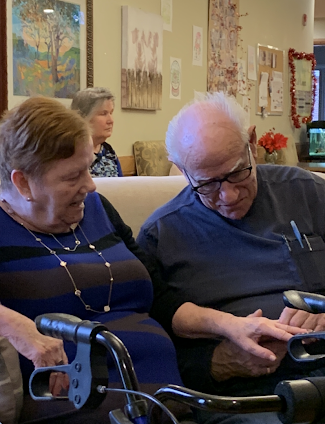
(11, 170, 32, 200)
(248, 125, 257, 158)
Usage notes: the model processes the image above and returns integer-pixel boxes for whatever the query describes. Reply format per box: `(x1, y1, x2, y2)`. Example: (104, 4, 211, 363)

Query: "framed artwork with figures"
(121, 6, 163, 110)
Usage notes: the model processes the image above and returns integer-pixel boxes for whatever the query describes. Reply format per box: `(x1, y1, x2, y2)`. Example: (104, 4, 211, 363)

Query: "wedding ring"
(266, 367, 271, 375)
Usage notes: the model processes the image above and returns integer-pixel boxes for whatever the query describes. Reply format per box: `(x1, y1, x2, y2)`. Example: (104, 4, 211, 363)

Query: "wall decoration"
(242, 95, 251, 124)
(288, 48, 316, 129)
(192, 25, 203, 66)
(207, 0, 239, 94)
(121, 6, 163, 110)
(4, 0, 93, 110)
(247, 45, 256, 81)
(170, 57, 181, 99)
(161, 0, 172, 32)
(256, 44, 284, 117)
(237, 58, 247, 95)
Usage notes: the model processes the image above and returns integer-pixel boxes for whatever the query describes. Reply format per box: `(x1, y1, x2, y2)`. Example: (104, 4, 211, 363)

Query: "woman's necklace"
(49, 227, 81, 252)
(21, 223, 113, 313)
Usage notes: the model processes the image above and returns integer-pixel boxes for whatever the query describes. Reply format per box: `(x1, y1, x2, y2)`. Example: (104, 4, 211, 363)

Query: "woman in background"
(71, 87, 123, 177)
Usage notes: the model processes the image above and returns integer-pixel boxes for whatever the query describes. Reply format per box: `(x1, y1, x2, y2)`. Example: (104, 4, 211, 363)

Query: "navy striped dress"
(0, 192, 183, 422)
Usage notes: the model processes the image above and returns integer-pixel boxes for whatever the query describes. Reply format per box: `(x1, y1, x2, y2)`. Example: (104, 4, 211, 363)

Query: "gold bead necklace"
(22, 223, 113, 313)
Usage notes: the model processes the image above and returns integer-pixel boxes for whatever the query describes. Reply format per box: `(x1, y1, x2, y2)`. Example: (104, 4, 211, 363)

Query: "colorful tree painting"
(12, 0, 82, 98)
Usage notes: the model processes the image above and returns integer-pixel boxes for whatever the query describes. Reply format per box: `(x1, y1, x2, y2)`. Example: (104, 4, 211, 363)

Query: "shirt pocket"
(289, 235, 325, 291)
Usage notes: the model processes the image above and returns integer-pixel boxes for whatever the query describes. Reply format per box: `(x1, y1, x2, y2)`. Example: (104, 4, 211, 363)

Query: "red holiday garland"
(288, 48, 317, 129)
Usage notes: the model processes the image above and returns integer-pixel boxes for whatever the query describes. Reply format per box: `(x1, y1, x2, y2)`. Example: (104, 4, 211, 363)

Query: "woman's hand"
(0, 305, 69, 394)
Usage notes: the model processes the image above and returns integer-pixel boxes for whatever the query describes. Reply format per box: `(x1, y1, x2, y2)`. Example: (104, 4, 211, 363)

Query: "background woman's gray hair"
(71, 87, 115, 118)
(165, 91, 249, 169)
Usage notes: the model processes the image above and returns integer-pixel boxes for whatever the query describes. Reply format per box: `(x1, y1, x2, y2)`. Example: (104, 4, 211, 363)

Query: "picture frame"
(121, 5, 163, 111)
(0, 0, 93, 116)
(256, 44, 284, 117)
(288, 47, 316, 128)
(207, 0, 239, 95)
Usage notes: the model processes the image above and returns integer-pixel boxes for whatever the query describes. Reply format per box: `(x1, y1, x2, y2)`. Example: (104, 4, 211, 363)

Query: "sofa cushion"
(93, 175, 187, 237)
(133, 141, 173, 176)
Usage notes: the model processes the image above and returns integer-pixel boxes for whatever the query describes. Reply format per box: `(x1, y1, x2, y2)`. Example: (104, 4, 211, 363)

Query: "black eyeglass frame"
(184, 144, 253, 195)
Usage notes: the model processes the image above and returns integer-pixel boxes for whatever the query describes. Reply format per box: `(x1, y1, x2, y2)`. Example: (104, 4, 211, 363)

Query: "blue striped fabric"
(0, 192, 182, 390)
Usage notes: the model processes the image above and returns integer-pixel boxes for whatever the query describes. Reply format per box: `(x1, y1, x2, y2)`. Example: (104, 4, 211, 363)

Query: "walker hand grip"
(35, 313, 107, 344)
(283, 290, 325, 314)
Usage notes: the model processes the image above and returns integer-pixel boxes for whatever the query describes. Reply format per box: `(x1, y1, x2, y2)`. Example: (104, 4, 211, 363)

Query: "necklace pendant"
(89, 244, 95, 249)
(60, 261, 67, 267)
(75, 289, 81, 297)
(64, 247, 70, 251)
(104, 305, 110, 312)
(105, 262, 111, 268)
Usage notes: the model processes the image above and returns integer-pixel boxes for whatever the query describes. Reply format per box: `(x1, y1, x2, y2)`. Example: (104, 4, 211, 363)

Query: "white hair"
(165, 91, 249, 169)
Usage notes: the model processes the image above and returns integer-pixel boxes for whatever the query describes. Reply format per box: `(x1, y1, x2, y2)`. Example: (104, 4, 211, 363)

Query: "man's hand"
(279, 307, 325, 332)
(223, 309, 307, 361)
(211, 310, 297, 382)
(211, 337, 287, 381)
(172, 303, 307, 363)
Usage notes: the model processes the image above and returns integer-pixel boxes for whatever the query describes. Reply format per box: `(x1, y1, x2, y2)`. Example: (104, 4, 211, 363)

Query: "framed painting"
(121, 5, 163, 110)
(207, 0, 238, 95)
(0, 0, 93, 115)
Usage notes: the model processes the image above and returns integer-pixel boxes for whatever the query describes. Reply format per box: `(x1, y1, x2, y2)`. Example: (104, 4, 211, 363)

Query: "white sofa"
(94, 175, 188, 237)
(94, 172, 325, 237)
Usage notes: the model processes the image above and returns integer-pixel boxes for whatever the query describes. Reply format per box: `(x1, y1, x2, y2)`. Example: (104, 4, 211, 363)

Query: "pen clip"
(281, 233, 291, 251)
(303, 234, 313, 251)
(290, 220, 304, 249)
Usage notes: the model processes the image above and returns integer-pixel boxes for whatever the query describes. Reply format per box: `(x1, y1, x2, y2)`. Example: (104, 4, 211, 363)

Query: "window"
(313, 70, 320, 121)
(314, 46, 325, 121)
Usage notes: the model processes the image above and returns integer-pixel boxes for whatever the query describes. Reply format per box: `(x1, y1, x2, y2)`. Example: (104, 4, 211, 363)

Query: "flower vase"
(264, 150, 278, 165)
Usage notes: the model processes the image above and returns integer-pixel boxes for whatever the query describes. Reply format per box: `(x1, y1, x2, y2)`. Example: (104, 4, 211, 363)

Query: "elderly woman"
(71, 87, 123, 177)
(0, 97, 182, 423)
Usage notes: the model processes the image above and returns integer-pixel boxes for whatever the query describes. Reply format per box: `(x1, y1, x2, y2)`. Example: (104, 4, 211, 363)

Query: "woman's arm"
(0, 304, 67, 368)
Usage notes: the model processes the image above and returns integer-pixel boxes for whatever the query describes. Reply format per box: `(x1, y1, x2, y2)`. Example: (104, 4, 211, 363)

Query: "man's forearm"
(171, 302, 234, 339)
(172, 304, 307, 362)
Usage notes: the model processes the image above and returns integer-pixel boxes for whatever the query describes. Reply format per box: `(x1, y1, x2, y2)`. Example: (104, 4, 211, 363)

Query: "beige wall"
(315, 0, 325, 18)
(314, 19, 325, 39)
(93, 0, 315, 163)
(93, 0, 208, 156)
(238, 0, 314, 165)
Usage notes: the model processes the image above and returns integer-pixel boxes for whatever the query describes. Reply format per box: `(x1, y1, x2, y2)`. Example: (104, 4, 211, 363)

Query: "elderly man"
(137, 92, 325, 424)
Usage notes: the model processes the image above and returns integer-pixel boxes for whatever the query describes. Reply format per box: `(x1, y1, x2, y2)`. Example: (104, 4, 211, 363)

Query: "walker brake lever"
(283, 291, 325, 362)
(29, 313, 108, 409)
(287, 331, 325, 362)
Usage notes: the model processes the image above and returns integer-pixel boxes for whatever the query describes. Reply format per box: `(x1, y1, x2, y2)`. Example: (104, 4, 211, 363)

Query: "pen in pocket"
(281, 233, 291, 251)
(290, 220, 304, 248)
(303, 234, 313, 251)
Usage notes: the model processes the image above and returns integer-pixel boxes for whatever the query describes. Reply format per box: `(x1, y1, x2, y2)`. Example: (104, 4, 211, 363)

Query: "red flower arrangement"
(258, 129, 288, 154)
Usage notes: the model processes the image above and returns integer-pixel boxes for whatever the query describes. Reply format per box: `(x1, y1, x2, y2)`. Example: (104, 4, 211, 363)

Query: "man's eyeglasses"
(184, 144, 252, 195)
